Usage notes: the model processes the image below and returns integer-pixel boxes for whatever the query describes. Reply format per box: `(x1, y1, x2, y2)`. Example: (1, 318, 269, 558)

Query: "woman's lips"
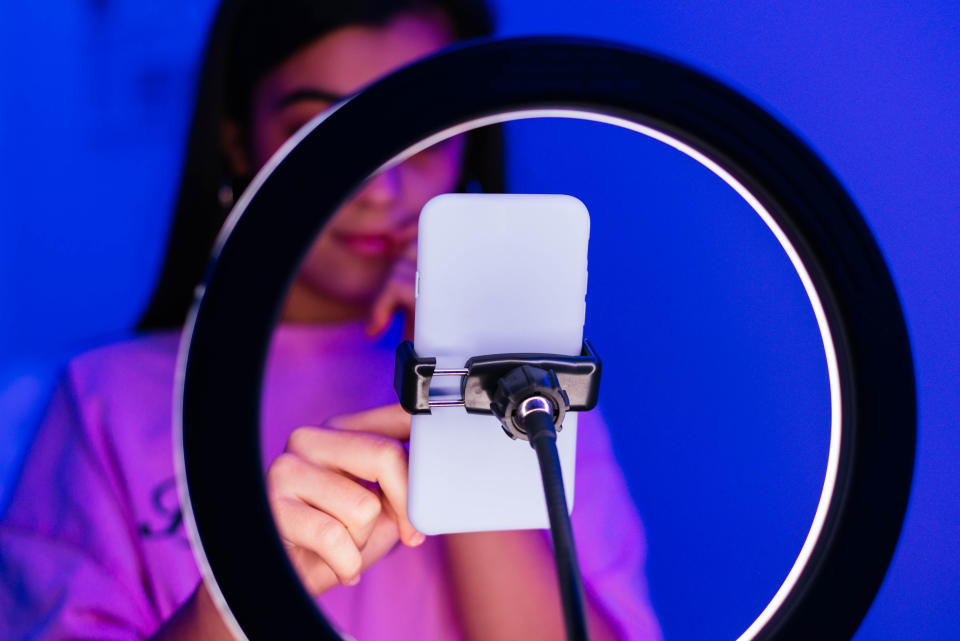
(334, 231, 398, 256)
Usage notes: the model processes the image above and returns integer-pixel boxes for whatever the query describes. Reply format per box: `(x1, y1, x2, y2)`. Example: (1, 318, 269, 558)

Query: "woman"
(0, 1, 661, 640)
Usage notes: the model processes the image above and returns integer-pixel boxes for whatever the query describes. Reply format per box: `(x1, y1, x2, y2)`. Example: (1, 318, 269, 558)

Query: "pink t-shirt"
(0, 322, 660, 641)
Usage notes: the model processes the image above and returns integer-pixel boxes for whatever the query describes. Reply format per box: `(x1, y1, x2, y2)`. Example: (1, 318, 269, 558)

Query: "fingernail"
(344, 574, 361, 586)
(410, 532, 426, 547)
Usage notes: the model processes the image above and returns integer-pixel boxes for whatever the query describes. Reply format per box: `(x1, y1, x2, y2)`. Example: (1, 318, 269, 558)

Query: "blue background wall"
(1, 2, 957, 640)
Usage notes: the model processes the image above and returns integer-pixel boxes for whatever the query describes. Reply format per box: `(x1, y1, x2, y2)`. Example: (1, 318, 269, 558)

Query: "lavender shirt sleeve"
(0, 372, 162, 640)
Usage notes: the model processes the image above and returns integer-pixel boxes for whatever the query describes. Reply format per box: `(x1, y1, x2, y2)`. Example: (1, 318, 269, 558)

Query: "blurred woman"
(0, 1, 661, 640)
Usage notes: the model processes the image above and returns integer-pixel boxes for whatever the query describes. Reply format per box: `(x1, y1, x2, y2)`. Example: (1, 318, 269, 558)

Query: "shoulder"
(64, 331, 182, 400)
(55, 331, 183, 464)
(4, 331, 183, 528)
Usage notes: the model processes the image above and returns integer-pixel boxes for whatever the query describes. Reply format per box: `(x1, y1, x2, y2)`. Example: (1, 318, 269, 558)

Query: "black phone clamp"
(394, 339, 602, 441)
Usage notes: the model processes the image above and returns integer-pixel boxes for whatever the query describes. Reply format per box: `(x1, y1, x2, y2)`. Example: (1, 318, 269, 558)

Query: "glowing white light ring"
(176, 105, 840, 641)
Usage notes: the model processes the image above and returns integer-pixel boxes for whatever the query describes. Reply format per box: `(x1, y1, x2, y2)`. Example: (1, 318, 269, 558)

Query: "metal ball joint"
(517, 395, 555, 421)
(491, 364, 570, 441)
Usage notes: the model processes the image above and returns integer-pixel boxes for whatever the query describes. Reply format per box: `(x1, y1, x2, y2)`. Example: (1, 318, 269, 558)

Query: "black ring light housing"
(176, 37, 915, 641)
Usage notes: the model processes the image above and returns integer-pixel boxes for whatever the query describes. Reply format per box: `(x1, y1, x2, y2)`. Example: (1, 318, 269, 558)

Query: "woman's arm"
(152, 404, 424, 640)
(0, 376, 168, 640)
(442, 529, 623, 641)
(149, 581, 236, 641)
(146, 404, 643, 641)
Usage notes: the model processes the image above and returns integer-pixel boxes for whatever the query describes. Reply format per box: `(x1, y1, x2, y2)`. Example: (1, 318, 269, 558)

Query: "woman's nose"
(357, 165, 402, 208)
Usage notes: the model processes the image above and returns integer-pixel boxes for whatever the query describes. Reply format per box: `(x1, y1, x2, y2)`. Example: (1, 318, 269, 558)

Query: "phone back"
(408, 193, 589, 534)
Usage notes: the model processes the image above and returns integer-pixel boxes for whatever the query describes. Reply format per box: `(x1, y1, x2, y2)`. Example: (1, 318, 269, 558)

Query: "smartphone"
(407, 193, 590, 534)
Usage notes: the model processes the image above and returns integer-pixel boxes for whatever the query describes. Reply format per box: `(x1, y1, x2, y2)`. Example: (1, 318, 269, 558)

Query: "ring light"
(176, 37, 915, 641)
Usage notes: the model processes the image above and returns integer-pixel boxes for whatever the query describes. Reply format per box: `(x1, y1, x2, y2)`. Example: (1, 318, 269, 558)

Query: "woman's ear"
(220, 120, 252, 177)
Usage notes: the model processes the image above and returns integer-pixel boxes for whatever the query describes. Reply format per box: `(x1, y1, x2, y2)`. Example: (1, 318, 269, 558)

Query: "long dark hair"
(137, 0, 503, 331)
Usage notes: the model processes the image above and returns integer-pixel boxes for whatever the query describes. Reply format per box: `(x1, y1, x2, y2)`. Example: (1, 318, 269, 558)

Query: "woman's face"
(228, 12, 463, 320)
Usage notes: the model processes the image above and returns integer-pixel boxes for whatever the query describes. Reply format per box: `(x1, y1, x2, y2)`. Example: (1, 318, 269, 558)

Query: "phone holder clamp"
(394, 339, 603, 441)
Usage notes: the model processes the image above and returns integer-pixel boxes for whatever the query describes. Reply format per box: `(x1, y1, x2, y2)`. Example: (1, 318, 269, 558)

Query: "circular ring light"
(176, 37, 915, 641)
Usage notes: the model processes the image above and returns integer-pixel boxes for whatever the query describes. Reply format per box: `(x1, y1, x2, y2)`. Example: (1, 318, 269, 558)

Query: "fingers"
(268, 405, 422, 596)
(267, 453, 381, 548)
(325, 403, 412, 440)
(272, 497, 364, 587)
(285, 424, 422, 547)
(266, 453, 406, 595)
(285, 546, 338, 596)
(366, 259, 416, 337)
(392, 221, 419, 250)
(359, 501, 403, 565)
(366, 238, 417, 338)
(294, 504, 400, 594)
(287, 507, 403, 596)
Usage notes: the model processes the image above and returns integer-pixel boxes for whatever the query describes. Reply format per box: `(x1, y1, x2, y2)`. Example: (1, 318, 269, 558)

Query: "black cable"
(522, 408, 590, 641)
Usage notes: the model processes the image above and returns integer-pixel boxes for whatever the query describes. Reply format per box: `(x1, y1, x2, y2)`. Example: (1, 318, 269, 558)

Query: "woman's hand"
(366, 224, 418, 339)
(265, 404, 425, 597)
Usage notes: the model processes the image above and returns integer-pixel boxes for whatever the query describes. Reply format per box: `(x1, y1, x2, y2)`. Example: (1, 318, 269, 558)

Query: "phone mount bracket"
(394, 339, 602, 439)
